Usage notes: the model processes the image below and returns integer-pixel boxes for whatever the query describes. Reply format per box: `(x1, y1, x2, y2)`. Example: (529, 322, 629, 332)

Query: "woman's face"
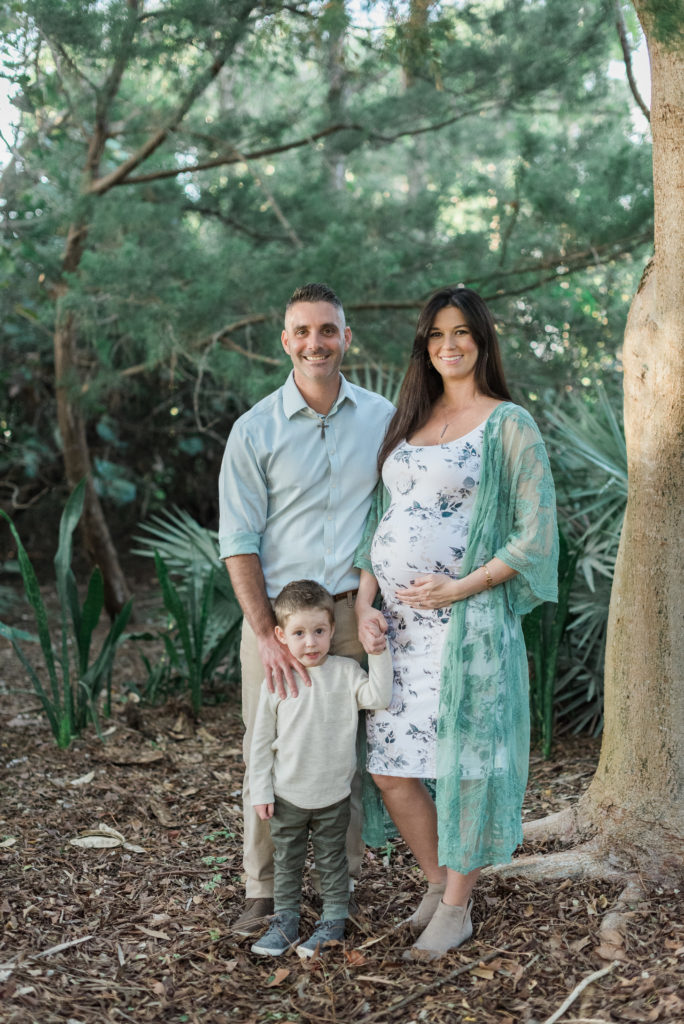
(427, 305, 479, 383)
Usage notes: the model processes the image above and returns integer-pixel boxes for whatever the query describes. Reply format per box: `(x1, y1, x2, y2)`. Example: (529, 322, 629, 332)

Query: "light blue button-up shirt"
(218, 371, 394, 598)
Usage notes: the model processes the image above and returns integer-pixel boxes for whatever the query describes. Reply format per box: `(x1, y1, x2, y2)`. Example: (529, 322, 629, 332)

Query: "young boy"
(248, 579, 392, 959)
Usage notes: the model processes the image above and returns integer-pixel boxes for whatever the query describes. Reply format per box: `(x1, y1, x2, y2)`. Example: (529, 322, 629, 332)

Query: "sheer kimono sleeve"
(353, 482, 390, 575)
(495, 410, 559, 614)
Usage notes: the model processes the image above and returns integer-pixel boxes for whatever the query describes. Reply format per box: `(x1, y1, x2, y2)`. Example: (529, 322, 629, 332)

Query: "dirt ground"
(0, 587, 682, 1024)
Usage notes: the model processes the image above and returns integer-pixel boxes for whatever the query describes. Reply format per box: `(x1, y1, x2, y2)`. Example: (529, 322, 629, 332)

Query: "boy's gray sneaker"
(296, 918, 345, 959)
(250, 911, 300, 956)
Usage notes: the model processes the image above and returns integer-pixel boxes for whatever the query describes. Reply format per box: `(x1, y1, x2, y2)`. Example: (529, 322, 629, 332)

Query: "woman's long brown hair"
(377, 287, 512, 472)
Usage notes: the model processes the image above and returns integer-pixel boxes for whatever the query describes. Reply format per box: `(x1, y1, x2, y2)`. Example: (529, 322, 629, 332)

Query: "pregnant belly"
(371, 524, 463, 590)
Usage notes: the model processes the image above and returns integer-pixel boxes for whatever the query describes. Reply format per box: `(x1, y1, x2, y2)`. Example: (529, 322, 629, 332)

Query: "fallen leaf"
(471, 967, 495, 980)
(195, 727, 216, 744)
(344, 949, 367, 966)
(265, 967, 290, 987)
(570, 935, 592, 953)
(96, 746, 165, 765)
(594, 942, 628, 961)
(0, 837, 17, 848)
(136, 925, 170, 941)
(494, 958, 525, 983)
(69, 824, 145, 853)
(169, 712, 194, 740)
(7, 715, 44, 729)
(600, 926, 625, 948)
(147, 799, 179, 828)
(69, 770, 95, 787)
(70, 835, 121, 849)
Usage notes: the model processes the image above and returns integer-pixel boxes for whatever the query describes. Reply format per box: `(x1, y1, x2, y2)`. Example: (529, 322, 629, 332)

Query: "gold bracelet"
(482, 563, 494, 590)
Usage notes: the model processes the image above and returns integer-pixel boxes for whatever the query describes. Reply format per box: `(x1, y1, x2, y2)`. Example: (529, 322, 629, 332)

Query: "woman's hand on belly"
(396, 573, 461, 611)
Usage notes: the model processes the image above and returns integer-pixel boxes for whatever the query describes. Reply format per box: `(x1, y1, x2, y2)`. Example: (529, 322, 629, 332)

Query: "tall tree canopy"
(0, 0, 652, 607)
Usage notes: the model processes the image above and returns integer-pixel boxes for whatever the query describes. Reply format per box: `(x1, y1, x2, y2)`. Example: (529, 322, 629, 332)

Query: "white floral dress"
(367, 424, 492, 778)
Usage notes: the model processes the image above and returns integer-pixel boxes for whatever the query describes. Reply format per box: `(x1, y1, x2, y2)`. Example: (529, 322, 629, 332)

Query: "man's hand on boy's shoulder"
(258, 632, 311, 699)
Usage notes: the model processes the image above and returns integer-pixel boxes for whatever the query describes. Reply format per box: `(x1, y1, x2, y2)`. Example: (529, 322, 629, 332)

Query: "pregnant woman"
(355, 286, 558, 959)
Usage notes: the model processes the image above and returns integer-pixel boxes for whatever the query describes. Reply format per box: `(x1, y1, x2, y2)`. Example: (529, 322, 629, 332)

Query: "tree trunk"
(583, 8, 684, 864)
(54, 284, 132, 617)
(492, 5, 684, 885)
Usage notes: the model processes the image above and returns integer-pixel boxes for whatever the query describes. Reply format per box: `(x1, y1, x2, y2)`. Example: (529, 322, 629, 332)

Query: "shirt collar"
(282, 370, 357, 419)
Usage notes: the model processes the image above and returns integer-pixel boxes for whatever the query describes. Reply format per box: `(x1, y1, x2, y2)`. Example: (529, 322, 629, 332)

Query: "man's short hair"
(274, 579, 335, 627)
(285, 282, 344, 317)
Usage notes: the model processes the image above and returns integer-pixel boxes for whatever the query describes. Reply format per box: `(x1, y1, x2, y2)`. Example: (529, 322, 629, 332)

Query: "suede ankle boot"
(407, 880, 447, 935)
(404, 899, 473, 960)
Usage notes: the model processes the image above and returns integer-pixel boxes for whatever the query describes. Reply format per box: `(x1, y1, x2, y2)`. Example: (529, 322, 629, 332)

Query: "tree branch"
(88, 5, 255, 196)
(183, 204, 289, 243)
(614, 0, 650, 121)
(243, 158, 302, 248)
(542, 962, 620, 1024)
(109, 107, 495, 188)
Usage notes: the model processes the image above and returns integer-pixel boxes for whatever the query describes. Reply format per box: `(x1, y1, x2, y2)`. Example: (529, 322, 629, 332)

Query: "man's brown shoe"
(232, 898, 275, 937)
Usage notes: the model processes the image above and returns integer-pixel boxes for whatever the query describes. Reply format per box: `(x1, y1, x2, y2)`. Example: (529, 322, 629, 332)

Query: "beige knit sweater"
(249, 648, 393, 809)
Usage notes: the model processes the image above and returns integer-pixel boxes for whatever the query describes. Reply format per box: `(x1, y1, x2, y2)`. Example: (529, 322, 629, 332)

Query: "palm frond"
(542, 386, 627, 736)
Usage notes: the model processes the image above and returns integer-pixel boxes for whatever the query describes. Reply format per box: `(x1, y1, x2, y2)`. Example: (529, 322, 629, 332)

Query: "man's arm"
(225, 553, 310, 698)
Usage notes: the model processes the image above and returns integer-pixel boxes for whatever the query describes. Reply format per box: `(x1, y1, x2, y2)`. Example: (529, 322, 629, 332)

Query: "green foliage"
(153, 552, 239, 715)
(637, 0, 684, 47)
(131, 508, 242, 711)
(523, 531, 579, 757)
(0, 479, 133, 747)
(0, 0, 651, 533)
(543, 387, 628, 735)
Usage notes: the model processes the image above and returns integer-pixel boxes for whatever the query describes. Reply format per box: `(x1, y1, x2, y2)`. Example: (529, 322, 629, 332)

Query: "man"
(218, 282, 394, 936)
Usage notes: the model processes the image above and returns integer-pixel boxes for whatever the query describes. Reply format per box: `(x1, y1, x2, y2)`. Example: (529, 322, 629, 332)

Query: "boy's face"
(275, 608, 335, 668)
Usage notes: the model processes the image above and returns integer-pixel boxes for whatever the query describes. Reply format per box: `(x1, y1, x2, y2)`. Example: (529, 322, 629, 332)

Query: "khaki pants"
(240, 597, 365, 899)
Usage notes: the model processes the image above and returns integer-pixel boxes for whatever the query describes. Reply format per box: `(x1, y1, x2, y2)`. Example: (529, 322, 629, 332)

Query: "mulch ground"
(0, 598, 682, 1024)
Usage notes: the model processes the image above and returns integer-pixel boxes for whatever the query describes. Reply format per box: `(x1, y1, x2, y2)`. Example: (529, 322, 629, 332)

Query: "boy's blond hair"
(273, 580, 335, 628)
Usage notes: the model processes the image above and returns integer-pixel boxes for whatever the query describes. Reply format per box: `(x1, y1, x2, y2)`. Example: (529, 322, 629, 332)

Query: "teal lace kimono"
(355, 402, 559, 873)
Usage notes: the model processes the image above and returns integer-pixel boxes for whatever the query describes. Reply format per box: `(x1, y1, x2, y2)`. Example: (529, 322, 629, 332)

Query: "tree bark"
(581, 7, 684, 863)
(54, 281, 132, 617)
(498, 4, 684, 884)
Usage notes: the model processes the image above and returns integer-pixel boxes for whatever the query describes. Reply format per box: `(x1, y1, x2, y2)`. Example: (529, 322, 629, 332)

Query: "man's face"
(281, 301, 351, 385)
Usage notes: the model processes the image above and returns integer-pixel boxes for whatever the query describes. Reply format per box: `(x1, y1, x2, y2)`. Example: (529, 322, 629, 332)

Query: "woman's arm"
(395, 557, 517, 611)
(355, 568, 388, 653)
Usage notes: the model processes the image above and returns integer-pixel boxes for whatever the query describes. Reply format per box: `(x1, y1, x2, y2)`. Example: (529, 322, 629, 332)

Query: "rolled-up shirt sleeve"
(218, 421, 267, 560)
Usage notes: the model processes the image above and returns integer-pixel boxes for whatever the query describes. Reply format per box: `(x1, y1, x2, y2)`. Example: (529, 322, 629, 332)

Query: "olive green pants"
(270, 794, 351, 921)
